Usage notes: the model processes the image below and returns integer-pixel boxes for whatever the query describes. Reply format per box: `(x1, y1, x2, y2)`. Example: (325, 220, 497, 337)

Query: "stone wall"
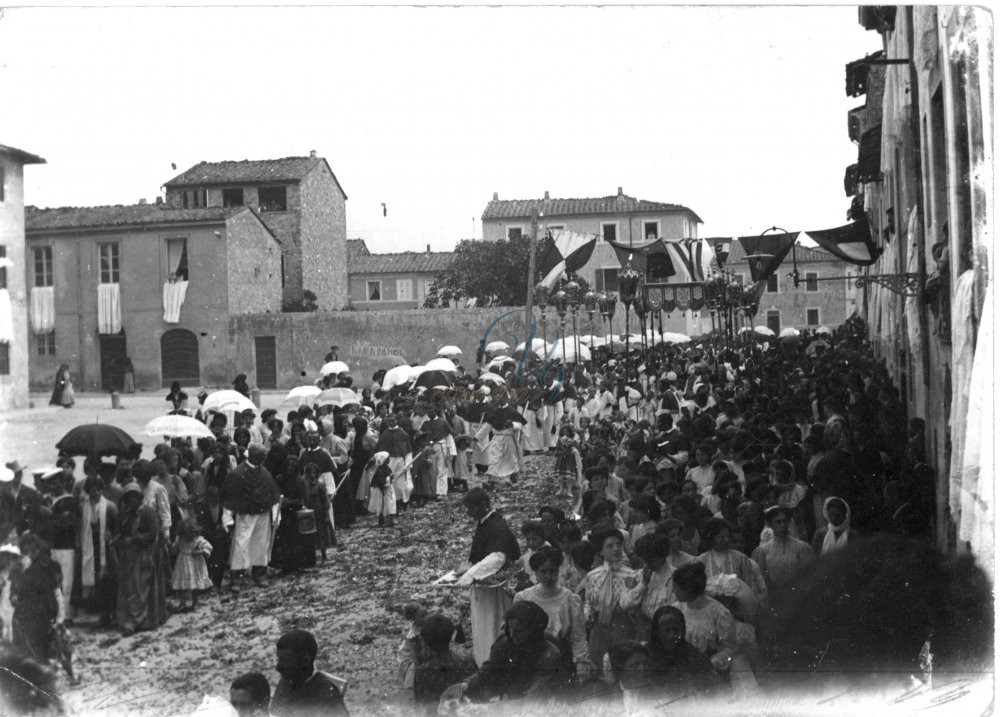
(230, 307, 639, 389)
(0, 156, 30, 410)
(226, 210, 283, 315)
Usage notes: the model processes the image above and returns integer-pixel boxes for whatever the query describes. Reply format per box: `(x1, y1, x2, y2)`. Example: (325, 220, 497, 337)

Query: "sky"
(0, 5, 879, 253)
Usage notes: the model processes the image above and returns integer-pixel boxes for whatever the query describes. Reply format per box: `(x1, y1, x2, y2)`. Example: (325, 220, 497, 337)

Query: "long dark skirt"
(270, 510, 317, 571)
(12, 609, 53, 662)
(332, 468, 356, 527)
(116, 539, 168, 632)
(70, 528, 117, 620)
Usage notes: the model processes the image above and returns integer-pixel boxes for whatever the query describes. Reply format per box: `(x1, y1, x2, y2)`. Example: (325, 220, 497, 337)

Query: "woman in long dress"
(115, 482, 167, 636)
(269, 455, 316, 573)
(583, 528, 638, 673)
(50, 364, 74, 408)
(71, 475, 119, 626)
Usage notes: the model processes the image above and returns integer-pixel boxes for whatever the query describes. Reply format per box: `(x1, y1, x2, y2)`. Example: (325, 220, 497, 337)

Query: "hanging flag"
(538, 229, 597, 289)
(606, 238, 676, 278)
(738, 232, 798, 282)
(801, 217, 882, 266)
(704, 238, 733, 268)
(663, 240, 706, 282)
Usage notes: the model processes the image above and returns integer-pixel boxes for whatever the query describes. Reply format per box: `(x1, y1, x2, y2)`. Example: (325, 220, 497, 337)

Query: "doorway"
(255, 336, 277, 389)
(99, 331, 128, 392)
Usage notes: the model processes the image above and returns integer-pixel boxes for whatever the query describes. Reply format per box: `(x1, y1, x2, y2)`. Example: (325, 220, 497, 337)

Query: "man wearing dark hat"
(0, 461, 45, 541)
(271, 628, 349, 716)
(453, 489, 520, 666)
(222, 444, 280, 592)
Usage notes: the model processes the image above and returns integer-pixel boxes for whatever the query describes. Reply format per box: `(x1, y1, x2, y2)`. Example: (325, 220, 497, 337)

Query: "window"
(595, 268, 620, 294)
(506, 226, 524, 241)
(643, 221, 660, 240)
(601, 223, 618, 242)
(182, 192, 188, 209)
(547, 224, 566, 232)
(396, 279, 413, 301)
(766, 310, 781, 334)
(191, 190, 206, 207)
(367, 281, 382, 301)
(0, 246, 6, 289)
(222, 188, 244, 207)
(35, 331, 55, 356)
(0, 342, 8, 375)
(280, 255, 286, 288)
(99, 243, 120, 284)
(258, 186, 287, 212)
(805, 272, 819, 292)
(166, 238, 189, 281)
(765, 274, 779, 293)
(33, 246, 53, 287)
(807, 308, 820, 326)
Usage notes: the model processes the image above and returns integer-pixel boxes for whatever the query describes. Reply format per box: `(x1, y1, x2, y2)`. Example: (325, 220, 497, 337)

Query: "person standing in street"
(50, 364, 74, 408)
(222, 445, 280, 593)
(453, 489, 521, 666)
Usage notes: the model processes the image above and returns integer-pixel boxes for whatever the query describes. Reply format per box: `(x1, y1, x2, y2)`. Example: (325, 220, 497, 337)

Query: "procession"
(0, 4, 994, 717)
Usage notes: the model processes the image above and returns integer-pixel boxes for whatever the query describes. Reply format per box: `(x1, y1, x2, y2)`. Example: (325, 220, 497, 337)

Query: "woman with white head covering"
(365, 452, 397, 527)
(811, 497, 857, 556)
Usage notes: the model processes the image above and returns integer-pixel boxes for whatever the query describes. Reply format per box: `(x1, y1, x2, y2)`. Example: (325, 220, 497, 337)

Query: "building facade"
(846, 7, 992, 569)
(726, 241, 859, 333)
(346, 239, 455, 310)
(481, 188, 705, 334)
(164, 153, 349, 311)
(0, 144, 46, 410)
(25, 204, 282, 392)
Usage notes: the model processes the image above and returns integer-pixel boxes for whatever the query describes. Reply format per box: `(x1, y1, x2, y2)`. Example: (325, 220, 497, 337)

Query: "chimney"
(617, 186, 623, 197)
(155, 196, 163, 205)
(492, 192, 498, 200)
(544, 190, 550, 200)
(138, 198, 147, 205)
(426, 244, 431, 253)
(309, 149, 317, 158)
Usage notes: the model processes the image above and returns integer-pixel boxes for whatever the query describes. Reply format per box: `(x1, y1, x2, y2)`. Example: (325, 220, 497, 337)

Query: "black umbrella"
(413, 370, 456, 390)
(56, 423, 139, 458)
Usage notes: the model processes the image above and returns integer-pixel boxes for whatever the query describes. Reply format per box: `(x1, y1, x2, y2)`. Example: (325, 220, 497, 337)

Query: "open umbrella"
(202, 390, 257, 414)
(320, 360, 350, 376)
(779, 327, 801, 339)
(549, 339, 591, 364)
(383, 364, 418, 390)
(437, 345, 462, 357)
(816, 326, 832, 335)
(476, 372, 506, 385)
(280, 385, 322, 409)
(422, 357, 460, 374)
(484, 340, 511, 354)
(315, 388, 361, 409)
(806, 339, 832, 357)
(56, 424, 139, 458)
(141, 415, 215, 439)
(413, 370, 456, 390)
(753, 326, 775, 337)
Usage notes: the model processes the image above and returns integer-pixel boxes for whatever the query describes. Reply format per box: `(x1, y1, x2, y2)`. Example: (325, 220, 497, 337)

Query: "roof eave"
(0, 144, 46, 165)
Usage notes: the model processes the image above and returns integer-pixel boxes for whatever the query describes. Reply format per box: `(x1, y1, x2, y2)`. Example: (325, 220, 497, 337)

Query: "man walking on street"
(223, 444, 280, 593)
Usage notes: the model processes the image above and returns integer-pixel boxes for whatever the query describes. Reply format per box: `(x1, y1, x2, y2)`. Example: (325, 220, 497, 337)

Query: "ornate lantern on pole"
(564, 277, 581, 366)
(584, 290, 598, 364)
(618, 263, 641, 364)
(552, 288, 569, 367)
(597, 292, 615, 361)
(534, 281, 551, 345)
(647, 290, 663, 354)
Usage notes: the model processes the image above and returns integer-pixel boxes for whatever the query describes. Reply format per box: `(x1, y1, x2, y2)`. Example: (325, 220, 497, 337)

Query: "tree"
(424, 235, 534, 308)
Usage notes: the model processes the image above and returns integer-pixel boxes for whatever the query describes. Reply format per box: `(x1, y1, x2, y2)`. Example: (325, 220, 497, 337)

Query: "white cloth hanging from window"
(97, 283, 121, 334)
(30, 286, 55, 333)
(0, 289, 12, 342)
(163, 280, 189, 323)
(948, 270, 976, 525)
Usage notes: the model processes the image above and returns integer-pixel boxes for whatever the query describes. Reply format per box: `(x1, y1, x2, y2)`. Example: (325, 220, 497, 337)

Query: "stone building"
(346, 239, 455, 310)
(846, 7, 992, 569)
(726, 241, 859, 333)
(25, 203, 281, 391)
(163, 153, 348, 311)
(0, 143, 46, 410)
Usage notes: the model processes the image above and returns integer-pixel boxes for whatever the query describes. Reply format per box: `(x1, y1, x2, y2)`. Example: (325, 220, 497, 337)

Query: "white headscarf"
(821, 496, 851, 554)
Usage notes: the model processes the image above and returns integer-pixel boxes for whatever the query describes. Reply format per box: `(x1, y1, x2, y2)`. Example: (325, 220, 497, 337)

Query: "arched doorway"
(161, 328, 200, 388)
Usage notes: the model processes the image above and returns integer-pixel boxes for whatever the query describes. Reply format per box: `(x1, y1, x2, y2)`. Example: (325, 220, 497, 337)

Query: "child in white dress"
(171, 518, 213, 611)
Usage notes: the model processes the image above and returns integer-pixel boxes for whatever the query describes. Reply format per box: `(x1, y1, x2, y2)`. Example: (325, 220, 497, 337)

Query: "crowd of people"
(0, 314, 993, 715)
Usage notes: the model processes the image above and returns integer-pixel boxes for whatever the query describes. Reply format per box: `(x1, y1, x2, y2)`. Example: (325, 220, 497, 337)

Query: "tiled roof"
(347, 238, 371, 259)
(349, 250, 455, 275)
(482, 194, 702, 223)
(0, 143, 46, 164)
(164, 156, 321, 187)
(25, 204, 242, 232)
(727, 240, 840, 264)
